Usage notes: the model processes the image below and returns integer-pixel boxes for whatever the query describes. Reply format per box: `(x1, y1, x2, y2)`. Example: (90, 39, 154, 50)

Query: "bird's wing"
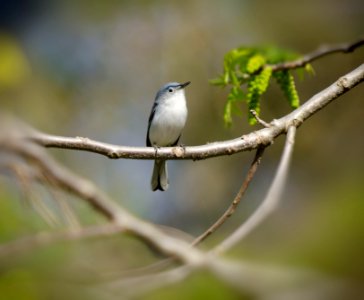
(146, 101, 158, 146)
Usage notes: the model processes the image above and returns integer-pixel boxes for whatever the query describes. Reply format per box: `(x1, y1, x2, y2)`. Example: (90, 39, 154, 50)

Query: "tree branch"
(109, 146, 266, 278)
(0, 120, 340, 299)
(28, 64, 364, 160)
(0, 138, 205, 265)
(212, 126, 297, 255)
(271, 37, 364, 71)
(8, 142, 124, 221)
(192, 146, 265, 246)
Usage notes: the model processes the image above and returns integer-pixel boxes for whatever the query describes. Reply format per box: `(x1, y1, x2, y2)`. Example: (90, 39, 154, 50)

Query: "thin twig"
(105, 255, 327, 299)
(10, 164, 60, 227)
(249, 110, 271, 128)
(6, 162, 80, 228)
(106, 265, 192, 296)
(192, 146, 265, 246)
(270, 37, 364, 71)
(212, 126, 297, 255)
(53, 192, 81, 229)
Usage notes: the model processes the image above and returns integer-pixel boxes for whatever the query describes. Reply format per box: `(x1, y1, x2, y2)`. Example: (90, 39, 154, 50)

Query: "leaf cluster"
(211, 46, 313, 125)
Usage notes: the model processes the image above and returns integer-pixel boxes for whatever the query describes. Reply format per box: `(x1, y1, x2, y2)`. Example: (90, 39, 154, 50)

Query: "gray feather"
(151, 160, 169, 191)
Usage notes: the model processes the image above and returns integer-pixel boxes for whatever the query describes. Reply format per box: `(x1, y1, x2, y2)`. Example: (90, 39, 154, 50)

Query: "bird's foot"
(153, 145, 160, 158)
(179, 143, 186, 150)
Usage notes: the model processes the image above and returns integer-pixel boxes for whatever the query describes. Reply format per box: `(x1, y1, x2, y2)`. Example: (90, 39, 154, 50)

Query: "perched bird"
(146, 81, 190, 191)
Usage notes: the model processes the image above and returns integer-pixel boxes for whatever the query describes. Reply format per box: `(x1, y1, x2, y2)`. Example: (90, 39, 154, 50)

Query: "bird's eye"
(168, 88, 173, 93)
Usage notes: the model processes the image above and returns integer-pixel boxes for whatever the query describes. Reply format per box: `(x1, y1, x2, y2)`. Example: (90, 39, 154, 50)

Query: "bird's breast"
(149, 94, 188, 146)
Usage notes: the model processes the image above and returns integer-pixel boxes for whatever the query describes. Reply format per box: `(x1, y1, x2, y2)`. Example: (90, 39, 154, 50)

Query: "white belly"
(149, 92, 187, 146)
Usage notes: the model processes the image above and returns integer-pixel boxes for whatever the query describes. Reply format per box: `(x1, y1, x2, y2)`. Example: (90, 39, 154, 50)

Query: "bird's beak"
(179, 81, 191, 89)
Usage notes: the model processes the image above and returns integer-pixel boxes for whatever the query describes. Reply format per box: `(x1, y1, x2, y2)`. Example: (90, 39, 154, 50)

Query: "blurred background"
(0, 0, 363, 299)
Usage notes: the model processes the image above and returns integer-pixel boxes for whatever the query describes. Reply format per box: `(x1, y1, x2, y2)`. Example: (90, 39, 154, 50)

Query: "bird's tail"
(151, 160, 168, 191)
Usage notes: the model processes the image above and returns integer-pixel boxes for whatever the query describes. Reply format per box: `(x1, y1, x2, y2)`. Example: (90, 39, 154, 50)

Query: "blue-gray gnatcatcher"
(146, 81, 190, 191)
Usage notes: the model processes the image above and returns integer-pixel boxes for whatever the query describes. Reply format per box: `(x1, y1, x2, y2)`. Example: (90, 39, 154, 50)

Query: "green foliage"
(211, 45, 313, 126)
(246, 54, 266, 74)
(247, 66, 272, 124)
(273, 70, 299, 108)
(224, 86, 244, 126)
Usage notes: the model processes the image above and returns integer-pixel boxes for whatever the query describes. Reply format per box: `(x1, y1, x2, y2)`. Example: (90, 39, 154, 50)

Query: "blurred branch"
(3, 135, 320, 298)
(192, 146, 265, 246)
(7, 141, 124, 222)
(0, 224, 126, 257)
(106, 256, 330, 299)
(106, 265, 192, 297)
(271, 37, 364, 71)
(0, 136, 205, 265)
(0, 119, 323, 299)
(9, 164, 60, 227)
(123, 147, 266, 278)
(28, 64, 364, 160)
(212, 126, 297, 255)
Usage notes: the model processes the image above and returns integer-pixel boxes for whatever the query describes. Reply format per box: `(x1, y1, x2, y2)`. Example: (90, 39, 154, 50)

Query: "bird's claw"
(153, 145, 160, 158)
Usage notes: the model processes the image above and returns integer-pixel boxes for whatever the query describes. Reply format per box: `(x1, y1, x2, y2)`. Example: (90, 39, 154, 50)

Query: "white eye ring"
(168, 88, 173, 93)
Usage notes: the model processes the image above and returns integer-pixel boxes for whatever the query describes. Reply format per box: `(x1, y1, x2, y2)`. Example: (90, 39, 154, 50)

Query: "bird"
(146, 81, 190, 191)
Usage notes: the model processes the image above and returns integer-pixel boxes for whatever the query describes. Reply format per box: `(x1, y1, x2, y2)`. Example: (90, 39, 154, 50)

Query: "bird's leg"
(153, 145, 159, 158)
(179, 143, 186, 151)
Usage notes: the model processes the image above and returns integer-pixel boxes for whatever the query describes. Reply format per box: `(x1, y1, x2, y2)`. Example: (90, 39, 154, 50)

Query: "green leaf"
(223, 101, 232, 127)
(262, 46, 299, 64)
(230, 86, 245, 101)
(209, 75, 227, 87)
(305, 63, 315, 75)
(296, 63, 315, 80)
(223, 86, 246, 127)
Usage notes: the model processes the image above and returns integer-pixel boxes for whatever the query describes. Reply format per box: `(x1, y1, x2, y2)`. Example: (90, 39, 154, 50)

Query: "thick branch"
(271, 37, 364, 71)
(29, 64, 364, 160)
